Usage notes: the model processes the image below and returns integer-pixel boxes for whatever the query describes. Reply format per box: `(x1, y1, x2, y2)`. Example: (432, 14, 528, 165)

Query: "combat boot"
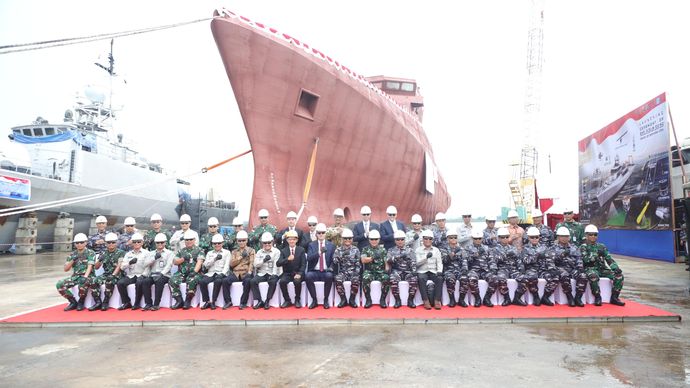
(610, 290, 626, 306)
(574, 292, 585, 307)
(472, 292, 482, 308)
(566, 293, 575, 307)
(182, 294, 194, 310)
(540, 292, 554, 306)
(89, 298, 102, 312)
(593, 292, 602, 306)
(64, 297, 78, 311)
(393, 295, 402, 309)
(337, 293, 347, 308)
(76, 289, 87, 311)
(512, 291, 527, 307)
(447, 294, 456, 308)
(501, 294, 511, 306)
(101, 295, 110, 311)
(171, 295, 184, 310)
(349, 294, 358, 308)
(531, 291, 541, 306)
(482, 293, 494, 307)
(407, 295, 416, 308)
(364, 290, 373, 309)
(457, 294, 468, 308)
(379, 294, 387, 309)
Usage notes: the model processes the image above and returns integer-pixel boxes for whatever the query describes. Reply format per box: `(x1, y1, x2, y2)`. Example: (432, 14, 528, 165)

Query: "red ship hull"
(211, 11, 451, 228)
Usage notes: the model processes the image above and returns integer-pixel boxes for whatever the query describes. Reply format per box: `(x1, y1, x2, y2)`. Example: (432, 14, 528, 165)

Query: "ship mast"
(94, 39, 116, 121)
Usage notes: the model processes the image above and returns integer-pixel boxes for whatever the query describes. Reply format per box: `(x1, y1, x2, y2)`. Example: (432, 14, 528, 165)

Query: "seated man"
(332, 228, 361, 308)
(169, 230, 205, 310)
(415, 230, 443, 310)
(89, 232, 124, 311)
(221, 230, 255, 309)
(277, 230, 307, 308)
(387, 230, 418, 309)
(442, 230, 468, 307)
(142, 233, 174, 311)
(464, 229, 498, 307)
(361, 229, 390, 308)
(250, 232, 282, 310)
(306, 223, 335, 309)
(199, 234, 231, 310)
(493, 227, 528, 306)
(56, 233, 96, 311)
(116, 233, 153, 310)
(580, 224, 625, 306)
(522, 227, 552, 306)
(548, 227, 587, 307)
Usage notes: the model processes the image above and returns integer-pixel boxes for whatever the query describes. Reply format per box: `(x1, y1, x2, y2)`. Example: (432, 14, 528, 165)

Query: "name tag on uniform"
(159, 260, 165, 268)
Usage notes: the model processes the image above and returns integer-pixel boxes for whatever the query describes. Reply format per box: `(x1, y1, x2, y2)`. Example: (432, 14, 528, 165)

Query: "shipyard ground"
(0, 253, 688, 387)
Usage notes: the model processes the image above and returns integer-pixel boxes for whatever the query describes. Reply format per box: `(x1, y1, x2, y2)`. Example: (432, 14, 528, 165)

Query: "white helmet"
(307, 216, 318, 224)
(333, 208, 344, 217)
(315, 223, 327, 232)
(435, 212, 446, 221)
(150, 213, 163, 222)
(563, 207, 574, 214)
(386, 205, 397, 215)
(411, 214, 423, 223)
(236, 230, 249, 240)
(180, 214, 192, 223)
(369, 229, 381, 239)
(105, 232, 118, 242)
(446, 229, 458, 237)
(507, 210, 519, 219)
(461, 210, 472, 217)
(342, 228, 354, 238)
(421, 229, 434, 238)
(556, 227, 571, 237)
(286, 211, 297, 219)
(585, 224, 599, 234)
(486, 214, 497, 222)
(131, 232, 144, 241)
(73, 233, 88, 243)
(154, 233, 168, 243)
(207, 217, 219, 226)
(232, 217, 243, 226)
(393, 230, 406, 239)
(261, 232, 274, 243)
(211, 234, 225, 243)
(471, 229, 483, 239)
(532, 209, 543, 218)
(527, 227, 540, 237)
(360, 205, 371, 215)
(124, 217, 136, 226)
(497, 227, 510, 237)
(258, 209, 269, 218)
(183, 230, 196, 240)
(95, 215, 107, 224)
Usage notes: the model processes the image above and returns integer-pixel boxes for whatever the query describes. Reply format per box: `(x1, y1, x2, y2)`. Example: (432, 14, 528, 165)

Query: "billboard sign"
(0, 174, 31, 201)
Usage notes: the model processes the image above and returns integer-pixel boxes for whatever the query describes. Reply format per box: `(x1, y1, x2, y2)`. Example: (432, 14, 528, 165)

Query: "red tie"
(291, 247, 295, 257)
(319, 242, 325, 272)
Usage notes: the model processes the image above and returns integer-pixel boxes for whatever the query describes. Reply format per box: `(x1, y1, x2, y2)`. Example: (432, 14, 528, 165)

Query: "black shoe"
(501, 295, 511, 306)
(239, 303, 247, 310)
(131, 304, 140, 311)
(171, 296, 184, 310)
(150, 305, 160, 311)
(201, 301, 211, 310)
(280, 300, 292, 308)
(294, 298, 302, 309)
(364, 297, 372, 309)
(337, 297, 347, 308)
(88, 300, 102, 311)
(253, 301, 265, 310)
(457, 295, 468, 308)
(483, 295, 494, 308)
(541, 294, 554, 306)
(76, 300, 85, 311)
(380, 296, 387, 309)
(407, 298, 416, 308)
(323, 300, 330, 309)
(512, 294, 527, 307)
(101, 297, 110, 311)
(264, 302, 270, 310)
(210, 302, 216, 310)
(566, 293, 575, 307)
(532, 292, 541, 306)
(183, 294, 194, 310)
(473, 293, 481, 308)
(574, 293, 585, 307)
(64, 298, 78, 312)
(349, 295, 358, 308)
(118, 302, 132, 310)
(222, 300, 233, 310)
(393, 297, 402, 309)
(610, 291, 626, 306)
(308, 300, 317, 309)
(594, 293, 602, 306)
(448, 295, 456, 308)
(143, 304, 152, 311)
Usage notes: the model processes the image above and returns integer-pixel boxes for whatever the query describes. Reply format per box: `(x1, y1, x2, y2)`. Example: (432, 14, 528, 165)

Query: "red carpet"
(1, 300, 680, 325)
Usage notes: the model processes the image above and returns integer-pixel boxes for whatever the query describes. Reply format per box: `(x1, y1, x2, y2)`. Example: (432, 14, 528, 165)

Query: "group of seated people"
(55, 205, 625, 312)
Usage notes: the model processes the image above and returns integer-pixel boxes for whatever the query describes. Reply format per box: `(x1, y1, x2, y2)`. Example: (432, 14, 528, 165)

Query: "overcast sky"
(1, 0, 688, 221)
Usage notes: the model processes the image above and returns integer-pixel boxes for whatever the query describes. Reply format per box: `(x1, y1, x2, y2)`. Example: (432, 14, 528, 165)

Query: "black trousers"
(305, 271, 334, 302)
(142, 274, 169, 305)
(117, 276, 147, 306)
(250, 274, 279, 303)
(222, 273, 252, 305)
(279, 273, 303, 302)
(199, 273, 225, 302)
(417, 272, 443, 302)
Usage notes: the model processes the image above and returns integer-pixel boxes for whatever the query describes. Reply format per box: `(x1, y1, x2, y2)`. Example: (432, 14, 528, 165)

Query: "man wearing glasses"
(442, 229, 468, 307)
(170, 230, 205, 309)
(116, 233, 154, 310)
(465, 229, 499, 307)
(88, 215, 110, 254)
(405, 214, 424, 251)
(277, 230, 307, 308)
(387, 230, 418, 309)
(415, 230, 443, 310)
(332, 228, 361, 308)
(580, 224, 625, 306)
(199, 233, 231, 310)
(306, 223, 335, 309)
(199, 217, 229, 254)
(555, 208, 584, 245)
(306, 216, 319, 246)
(277, 211, 306, 250)
(117, 217, 138, 252)
(249, 209, 277, 251)
(361, 229, 390, 308)
(56, 233, 96, 311)
(380, 205, 406, 250)
(531, 209, 554, 247)
(521, 227, 554, 306)
(142, 233, 174, 311)
(549, 227, 587, 307)
(493, 228, 528, 306)
(354, 205, 379, 250)
(144, 213, 171, 251)
(250, 232, 282, 310)
(89, 232, 124, 311)
(432, 212, 450, 251)
(222, 230, 255, 309)
(482, 214, 499, 247)
(170, 214, 198, 252)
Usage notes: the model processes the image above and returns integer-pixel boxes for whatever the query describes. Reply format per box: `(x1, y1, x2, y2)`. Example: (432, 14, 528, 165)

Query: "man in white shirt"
(415, 230, 443, 310)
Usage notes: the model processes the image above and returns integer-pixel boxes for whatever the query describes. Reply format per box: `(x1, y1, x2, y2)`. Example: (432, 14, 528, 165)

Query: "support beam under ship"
(211, 10, 451, 227)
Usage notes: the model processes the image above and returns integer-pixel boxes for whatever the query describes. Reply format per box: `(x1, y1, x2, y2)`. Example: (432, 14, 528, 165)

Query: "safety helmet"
(386, 205, 397, 215)
(284, 230, 298, 239)
(236, 230, 249, 240)
(369, 230, 381, 239)
(394, 230, 406, 239)
(435, 212, 446, 221)
(471, 229, 483, 239)
(183, 230, 196, 240)
(461, 210, 472, 217)
(411, 214, 423, 223)
(180, 214, 192, 223)
(154, 233, 168, 243)
(532, 209, 543, 218)
(497, 228, 510, 237)
(360, 205, 371, 215)
(73, 233, 88, 243)
(286, 211, 297, 219)
(207, 217, 219, 226)
(585, 224, 599, 234)
(211, 234, 225, 243)
(446, 229, 458, 237)
(232, 217, 243, 226)
(258, 209, 269, 218)
(556, 227, 570, 237)
(124, 217, 136, 226)
(485, 215, 497, 222)
(333, 208, 344, 217)
(507, 210, 519, 219)
(421, 229, 434, 239)
(307, 216, 318, 224)
(261, 232, 274, 242)
(342, 228, 354, 238)
(131, 232, 144, 241)
(527, 227, 540, 237)
(563, 207, 574, 214)
(105, 232, 118, 242)
(96, 215, 107, 224)
(315, 223, 327, 233)
(150, 213, 162, 222)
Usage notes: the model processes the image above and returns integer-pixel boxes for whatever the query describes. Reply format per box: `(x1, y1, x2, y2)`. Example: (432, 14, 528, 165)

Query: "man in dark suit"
(277, 230, 307, 308)
(276, 211, 307, 250)
(353, 205, 380, 250)
(380, 205, 407, 249)
(305, 223, 336, 309)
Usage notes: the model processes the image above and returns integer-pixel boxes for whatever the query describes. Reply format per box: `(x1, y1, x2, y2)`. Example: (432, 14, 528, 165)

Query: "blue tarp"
(599, 229, 675, 262)
(13, 130, 97, 151)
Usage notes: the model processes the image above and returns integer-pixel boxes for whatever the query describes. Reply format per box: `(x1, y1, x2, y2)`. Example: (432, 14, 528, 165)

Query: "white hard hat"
(131, 232, 144, 241)
(360, 205, 371, 214)
(183, 230, 196, 240)
(315, 223, 327, 232)
(236, 230, 249, 240)
(150, 213, 162, 222)
(124, 217, 136, 226)
(342, 228, 354, 238)
(556, 227, 571, 236)
(207, 217, 219, 226)
(73, 233, 88, 243)
(386, 205, 397, 214)
(497, 227, 510, 237)
(232, 217, 243, 226)
(261, 232, 274, 242)
(486, 215, 497, 222)
(284, 230, 298, 239)
(95, 215, 107, 224)
(421, 229, 434, 238)
(446, 229, 458, 237)
(105, 232, 118, 242)
(180, 214, 191, 222)
(411, 214, 423, 223)
(435, 212, 446, 221)
(333, 208, 344, 217)
(507, 210, 519, 219)
(369, 229, 381, 239)
(307, 216, 318, 224)
(532, 209, 543, 218)
(258, 209, 269, 218)
(212, 234, 225, 243)
(585, 224, 599, 234)
(286, 211, 297, 219)
(154, 233, 168, 243)
(563, 207, 574, 214)
(461, 210, 472, 216)
(527, 227, 540, 237)
(471, 229, 483, 239)
(394, 230, 406, 239)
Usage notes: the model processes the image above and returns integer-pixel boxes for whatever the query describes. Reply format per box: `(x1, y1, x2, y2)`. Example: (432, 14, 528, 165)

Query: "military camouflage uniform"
(465, 243, 499, 303)
(442, 245, 467, 302)
(555, 220, 584, 245)
(483, 227, 498, 247)
(326, 224, 345, 247)
(457, 223, 473, 249)
(143, 229, 171, 251)
(117, 230, 135, 251)
(56, 249, 96, 301)
(548, 242, 587, 297)
(386, 245, 417, 299)
(535, 224, 555, 247)
(431, 225, 449, 251)
(199, 232, 230, 253)
(332, 245, 361, 299)
(361, 245, 390, 295)
(91, 248, 125, 300)
(521, 243, 549, 298)
(88, 229, 110, 254)
(405, 229, 423, 251)
(580, 242, 624, 294)
(169, 246, 205, 298)
(493, 243, 528, 299)
(249, 224, 277, 251)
